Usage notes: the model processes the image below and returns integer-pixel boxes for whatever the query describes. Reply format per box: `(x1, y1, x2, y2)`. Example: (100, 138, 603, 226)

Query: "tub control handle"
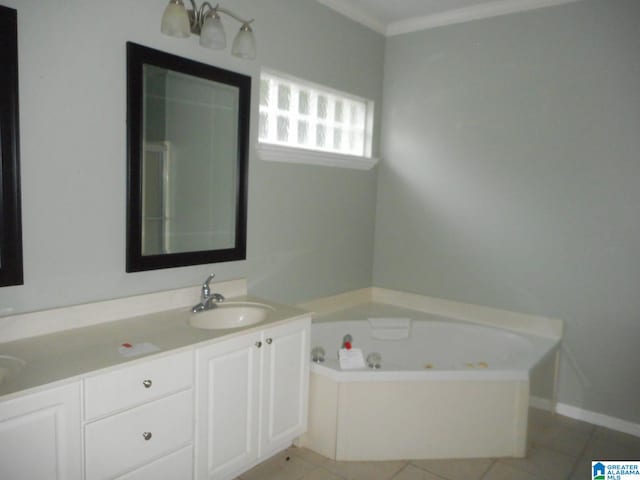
(255, 341, 262, 348)
(143, 432, 152, 441)
(265, 338, 273, 345)
(142, 379, 152, 388)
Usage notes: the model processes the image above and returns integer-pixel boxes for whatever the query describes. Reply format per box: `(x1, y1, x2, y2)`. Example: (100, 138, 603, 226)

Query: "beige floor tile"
(410, 458, 493, 480)
(391, 464, 447, 480)
(319, 458, 407, 480)
(591, 427, 640, 451)
(498, 445, 576, 480)
(531, 424, 592, 457)
(528, 409, 595, 446)
(239, 449, 316, 480)
(568, 455, 592, 480)
(300, 467, 346, 480)
(482, 462, 540, 480)
(581, 436, 640, 461)
(291, 446, 335, 467)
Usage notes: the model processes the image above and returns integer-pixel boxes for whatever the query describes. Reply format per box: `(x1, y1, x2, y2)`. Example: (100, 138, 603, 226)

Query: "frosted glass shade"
(200, 15, 226, 49)
(231, 25, 256, 59)
(161, 1, 190, 38)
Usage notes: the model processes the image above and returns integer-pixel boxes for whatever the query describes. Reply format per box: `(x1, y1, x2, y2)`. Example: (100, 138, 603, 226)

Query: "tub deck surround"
(299, 287, 564, 339)
(297, 289, 563, 462)
(0, 278, 309, 399)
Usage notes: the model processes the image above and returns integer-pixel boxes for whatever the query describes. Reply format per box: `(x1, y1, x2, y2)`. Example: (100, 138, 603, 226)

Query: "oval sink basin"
(189, 302, 275, 330)
(0, 355, 26, 386)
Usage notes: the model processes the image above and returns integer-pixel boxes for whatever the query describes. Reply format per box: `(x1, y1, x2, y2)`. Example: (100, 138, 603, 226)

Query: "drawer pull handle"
(142, 379, 153, 388)
(255, 341, 262, 348)
(265, 338, 273, 345)
(143, 432, 152, 441)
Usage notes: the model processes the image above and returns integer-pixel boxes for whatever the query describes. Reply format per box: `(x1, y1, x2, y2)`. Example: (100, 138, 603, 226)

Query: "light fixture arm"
(215, 6, 254, 26)
(187, 1, 254, 35)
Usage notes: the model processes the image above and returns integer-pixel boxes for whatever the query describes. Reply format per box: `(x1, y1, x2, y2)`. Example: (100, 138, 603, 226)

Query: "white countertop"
(0, 295, 309, 400)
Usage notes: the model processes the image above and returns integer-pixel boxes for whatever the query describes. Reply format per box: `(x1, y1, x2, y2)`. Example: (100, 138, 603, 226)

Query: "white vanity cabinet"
(0, 381, 83, 480)
(195, 316, 310, 480)
(83, 350, 195, 480)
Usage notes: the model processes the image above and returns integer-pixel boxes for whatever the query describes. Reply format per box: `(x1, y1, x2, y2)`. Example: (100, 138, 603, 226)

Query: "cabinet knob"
(142, 379, 153, 388)
(255, 341, 262, 348)
(265, 338, 273, 345)
(142, 432, 152, 441)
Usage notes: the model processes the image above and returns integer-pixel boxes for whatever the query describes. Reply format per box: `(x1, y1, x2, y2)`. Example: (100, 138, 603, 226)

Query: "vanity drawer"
(84, 350, 193, 419)
(115, 444, 193, 480)
(85, 389, 193, 480)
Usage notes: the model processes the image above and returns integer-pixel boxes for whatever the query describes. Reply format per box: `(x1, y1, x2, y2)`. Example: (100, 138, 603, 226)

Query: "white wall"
(374, 0, 640, 424)
(0, 0, 384, 315)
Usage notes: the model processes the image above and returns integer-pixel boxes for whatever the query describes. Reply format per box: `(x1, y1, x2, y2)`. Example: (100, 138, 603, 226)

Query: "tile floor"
(237, 408, 640, 480)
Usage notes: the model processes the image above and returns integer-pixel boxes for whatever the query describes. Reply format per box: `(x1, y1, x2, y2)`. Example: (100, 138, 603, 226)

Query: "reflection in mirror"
(0, 5, 24, 287)
(127, 43, 250, 272)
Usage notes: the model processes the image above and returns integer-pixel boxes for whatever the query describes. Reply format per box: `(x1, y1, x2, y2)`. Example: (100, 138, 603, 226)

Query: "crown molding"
(388, 0, 584, 36)
(315, 0, 387, 35)
(317, 0, 584, 37)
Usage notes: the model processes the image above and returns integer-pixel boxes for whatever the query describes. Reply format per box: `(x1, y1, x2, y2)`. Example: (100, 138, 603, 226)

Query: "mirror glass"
(126, 43, 251, 272)
(0, 5, 24, 287)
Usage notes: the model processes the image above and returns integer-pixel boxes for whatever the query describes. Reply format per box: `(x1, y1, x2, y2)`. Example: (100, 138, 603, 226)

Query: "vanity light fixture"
(161, 0, 256, 59)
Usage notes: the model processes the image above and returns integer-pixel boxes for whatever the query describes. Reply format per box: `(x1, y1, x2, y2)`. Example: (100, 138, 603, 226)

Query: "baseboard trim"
(530, 396, 640, 438)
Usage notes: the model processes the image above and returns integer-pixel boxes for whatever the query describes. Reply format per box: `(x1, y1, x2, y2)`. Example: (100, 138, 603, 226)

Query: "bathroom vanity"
(0, 280, 310, 480)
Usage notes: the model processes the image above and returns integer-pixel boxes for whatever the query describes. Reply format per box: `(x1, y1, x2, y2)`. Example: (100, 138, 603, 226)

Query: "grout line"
(565, 425, 596, 479)
(400, 462, 449, 480)
(390, 463, 410, 480)
(478, 459, 496, 480)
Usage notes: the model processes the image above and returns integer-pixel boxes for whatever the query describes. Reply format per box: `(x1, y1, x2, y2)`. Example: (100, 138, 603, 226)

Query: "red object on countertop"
(344, 341, 352, 350)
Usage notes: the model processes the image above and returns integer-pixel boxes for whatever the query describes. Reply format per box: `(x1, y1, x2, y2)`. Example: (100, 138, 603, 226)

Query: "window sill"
(257, 143, 379, 170)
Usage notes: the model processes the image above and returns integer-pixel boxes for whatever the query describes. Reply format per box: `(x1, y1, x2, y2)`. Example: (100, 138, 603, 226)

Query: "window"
(258, 70, 377, 169)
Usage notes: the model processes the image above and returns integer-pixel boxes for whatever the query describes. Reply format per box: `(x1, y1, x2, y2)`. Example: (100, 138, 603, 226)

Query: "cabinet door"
(0, 382, 82, 480)
(195, 333, 261, 480)
(260, 317, 310, 457)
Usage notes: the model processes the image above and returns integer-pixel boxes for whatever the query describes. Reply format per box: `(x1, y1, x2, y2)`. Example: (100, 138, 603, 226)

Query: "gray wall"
(0, 0, 383, 314)
(374, 0, 640, 423)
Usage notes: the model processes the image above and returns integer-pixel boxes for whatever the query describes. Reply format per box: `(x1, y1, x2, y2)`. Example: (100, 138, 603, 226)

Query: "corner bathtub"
(299, 302, 559, 461)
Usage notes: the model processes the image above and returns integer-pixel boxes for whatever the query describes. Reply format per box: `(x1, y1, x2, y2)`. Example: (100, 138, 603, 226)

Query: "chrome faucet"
(191, 274, 225, 313)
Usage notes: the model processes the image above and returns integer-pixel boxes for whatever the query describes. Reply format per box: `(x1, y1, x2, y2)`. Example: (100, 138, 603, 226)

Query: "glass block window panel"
(259, 112, 269, 140)
(278, 84, 290, 110)
(260, 78, 270, 107)
(259, 70, 374, 158)
(334, 101, 343, 123)
(317, 95, 328, 119)
(298, 120, 308, 145)
(277, 116, 290, 142)
(333, 128, 342, 150)
(299, 91, 310, 115)
(316, 125, 326, 148)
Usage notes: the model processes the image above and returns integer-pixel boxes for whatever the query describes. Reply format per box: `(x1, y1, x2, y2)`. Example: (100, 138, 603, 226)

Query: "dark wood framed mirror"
(0, 5, 24, 287)
(126, 42, 251, 272)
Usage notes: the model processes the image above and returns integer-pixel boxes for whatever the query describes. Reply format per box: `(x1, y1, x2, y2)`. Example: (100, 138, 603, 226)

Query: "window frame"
(257, 69, 378, 170)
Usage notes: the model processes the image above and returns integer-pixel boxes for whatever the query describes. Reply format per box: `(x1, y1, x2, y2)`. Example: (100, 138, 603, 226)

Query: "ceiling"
(315, 0, 583, 36)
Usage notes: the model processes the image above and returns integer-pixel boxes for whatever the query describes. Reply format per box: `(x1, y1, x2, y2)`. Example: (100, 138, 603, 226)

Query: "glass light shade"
(231, 25, 256, 59)
(161, 1, 190, 38)
(199, 15, 226, 49)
